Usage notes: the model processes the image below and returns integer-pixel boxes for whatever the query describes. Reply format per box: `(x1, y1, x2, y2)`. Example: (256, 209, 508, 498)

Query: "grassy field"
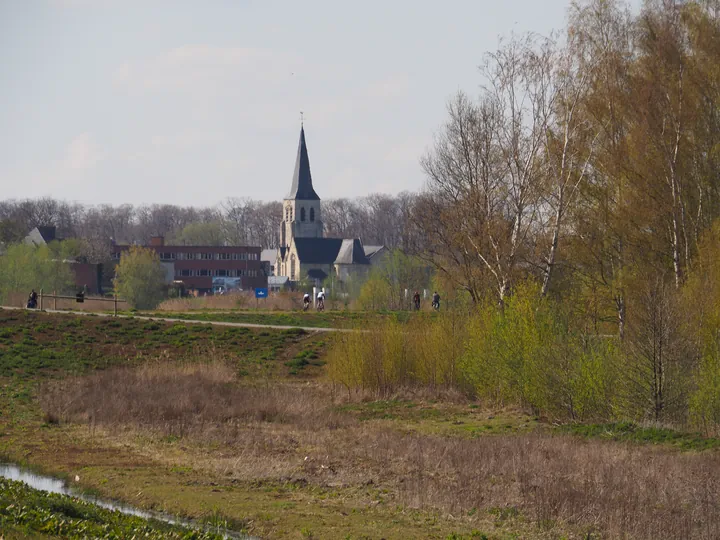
(0, 309, 327, 379)
(1, 309, 720, 539)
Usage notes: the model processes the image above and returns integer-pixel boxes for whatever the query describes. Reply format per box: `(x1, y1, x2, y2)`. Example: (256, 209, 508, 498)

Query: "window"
(310, 208, 315, 222)
(199, 269, 209, 277)
(180, 269, 192, 277)
(217, 253, 231, 260)
(218, 269, 227, 277)
(301, 207, 306, 222)
(290, 255, 296, 280)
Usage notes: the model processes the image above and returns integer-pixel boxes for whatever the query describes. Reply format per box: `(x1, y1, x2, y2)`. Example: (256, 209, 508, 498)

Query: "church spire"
(286, 125, 320, 201)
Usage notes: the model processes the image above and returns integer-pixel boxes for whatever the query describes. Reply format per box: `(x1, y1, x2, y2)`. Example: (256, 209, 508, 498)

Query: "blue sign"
(255, 288, 268, 298)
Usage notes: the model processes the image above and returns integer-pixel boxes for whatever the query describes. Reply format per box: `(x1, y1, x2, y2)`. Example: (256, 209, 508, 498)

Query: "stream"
(0, 463, 251, 539)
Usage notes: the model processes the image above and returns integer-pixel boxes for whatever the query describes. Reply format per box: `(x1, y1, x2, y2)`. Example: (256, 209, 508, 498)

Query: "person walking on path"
(413, 291, 421, 311)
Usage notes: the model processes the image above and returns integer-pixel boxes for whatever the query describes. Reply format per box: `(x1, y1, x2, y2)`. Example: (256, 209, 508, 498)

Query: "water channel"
(0, 463, 251, 539)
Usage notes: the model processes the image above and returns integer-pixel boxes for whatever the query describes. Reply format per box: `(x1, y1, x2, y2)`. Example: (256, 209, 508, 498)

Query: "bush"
(329, 282, 622, 420)
(113, 246, 166, 309)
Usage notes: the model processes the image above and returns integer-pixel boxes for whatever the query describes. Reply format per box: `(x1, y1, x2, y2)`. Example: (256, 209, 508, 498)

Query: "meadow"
(1, 308, 720, 539)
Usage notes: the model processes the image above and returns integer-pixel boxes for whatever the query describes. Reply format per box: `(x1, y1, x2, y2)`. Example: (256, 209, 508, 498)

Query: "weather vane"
(300, 111, 304, 126)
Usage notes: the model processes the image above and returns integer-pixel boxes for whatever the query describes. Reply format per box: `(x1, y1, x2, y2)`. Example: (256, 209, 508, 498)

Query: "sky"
(0, 0, 634, 207)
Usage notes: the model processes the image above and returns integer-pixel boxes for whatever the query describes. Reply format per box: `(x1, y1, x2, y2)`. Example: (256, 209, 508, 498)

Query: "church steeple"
(286, 126, 320, 201)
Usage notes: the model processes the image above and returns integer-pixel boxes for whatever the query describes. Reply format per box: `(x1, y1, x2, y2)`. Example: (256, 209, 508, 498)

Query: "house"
(24, 226, 58, 247)
(276, 125, 379, 286)
(23, 225, 103, 294)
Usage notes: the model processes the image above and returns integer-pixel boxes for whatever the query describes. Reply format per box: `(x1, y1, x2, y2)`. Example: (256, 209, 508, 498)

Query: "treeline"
(330, 0, 720, 433)
(416, 0, 720, 327)
(0, 192, 421, 254)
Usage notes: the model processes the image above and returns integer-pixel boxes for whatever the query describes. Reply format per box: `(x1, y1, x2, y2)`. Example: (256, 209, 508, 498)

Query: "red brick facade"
(112, 238, 266, 294)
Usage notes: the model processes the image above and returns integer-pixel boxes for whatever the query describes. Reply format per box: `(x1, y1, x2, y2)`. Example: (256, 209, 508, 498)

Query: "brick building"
(112, 236, 266, 295)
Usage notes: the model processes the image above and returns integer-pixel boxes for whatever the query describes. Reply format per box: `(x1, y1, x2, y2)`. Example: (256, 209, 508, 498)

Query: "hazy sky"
(0, 0, 633, 207)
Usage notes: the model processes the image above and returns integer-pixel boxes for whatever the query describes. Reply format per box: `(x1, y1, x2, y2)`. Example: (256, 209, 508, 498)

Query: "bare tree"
(421, 36, 555, 306)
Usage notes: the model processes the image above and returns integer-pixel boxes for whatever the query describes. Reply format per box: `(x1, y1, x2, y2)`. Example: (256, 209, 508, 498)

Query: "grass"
(0, 476, 226, 539)
(3, 309, 720, 538)
(140, 309, 432, 329)
(0, 308, 327, 379)
(561, 421, 720, 451)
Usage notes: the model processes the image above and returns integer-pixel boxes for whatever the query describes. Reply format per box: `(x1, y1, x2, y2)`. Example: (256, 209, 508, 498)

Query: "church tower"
(280, 125, 323, 248)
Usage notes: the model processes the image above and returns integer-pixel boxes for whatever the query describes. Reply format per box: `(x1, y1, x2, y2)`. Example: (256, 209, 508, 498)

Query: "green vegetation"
(560, 422, 720, 451)
(0, 309, 324, 379)
(113, 246, 166, 309)
(1, 310, 720, 539)
(0, 242, 77, 304)
(357, 250, 431, 310)
(0, 476, 226, 539)
(327, 279, 720, 436)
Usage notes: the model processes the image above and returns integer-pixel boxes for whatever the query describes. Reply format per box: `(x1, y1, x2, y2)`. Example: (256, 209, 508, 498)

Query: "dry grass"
(157, 292, 304, 312)
(40, 361, 351, 438)
(40, 362, 720, 539)
(6, 291, 130, 312)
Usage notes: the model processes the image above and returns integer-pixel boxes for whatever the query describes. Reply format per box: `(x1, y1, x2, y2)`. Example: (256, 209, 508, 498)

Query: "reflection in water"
(0, 463, 248, 539)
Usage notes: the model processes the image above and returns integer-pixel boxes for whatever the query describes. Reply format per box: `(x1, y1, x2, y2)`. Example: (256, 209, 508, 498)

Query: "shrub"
(113, 246, 166, 309)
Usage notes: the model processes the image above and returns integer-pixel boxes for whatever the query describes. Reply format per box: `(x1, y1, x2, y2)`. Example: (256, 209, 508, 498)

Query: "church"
(275, 125, 383, 286)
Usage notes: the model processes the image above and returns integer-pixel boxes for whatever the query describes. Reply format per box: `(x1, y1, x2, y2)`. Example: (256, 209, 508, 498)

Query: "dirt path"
(0, 305, 356, 333)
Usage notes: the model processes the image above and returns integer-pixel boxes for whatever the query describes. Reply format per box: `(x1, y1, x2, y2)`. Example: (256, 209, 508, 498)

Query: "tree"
(0, 242, 75, 303)
(171, 221, 226, 246)
(113, 247, 166, 309)
(626, 272, 692, 421)
(357, 250, 430, 310)
(421, 36, 556, 306)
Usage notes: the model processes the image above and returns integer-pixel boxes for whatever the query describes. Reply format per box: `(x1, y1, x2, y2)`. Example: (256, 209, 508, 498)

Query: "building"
(112, 236, 266, 295)
(276, 126, 379, 286)
(23, 225, 103, 294)
(24, 226, 58, 247)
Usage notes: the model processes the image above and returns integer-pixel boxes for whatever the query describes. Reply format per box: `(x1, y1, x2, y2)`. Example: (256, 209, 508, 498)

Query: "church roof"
(293, 237, 343, 264)
(335, 239, 370, 265)
(363, 245, 385, 259)
(286, 126, 320, 201)
(307, 268, 328, 280)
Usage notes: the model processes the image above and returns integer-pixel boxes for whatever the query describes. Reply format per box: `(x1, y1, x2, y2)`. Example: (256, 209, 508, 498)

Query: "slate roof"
(293, 237, 343, 264)
(286, 126, 320, 201)
(335, 239, 370, 265)
(25, 226, 58, 246)
(363, 245, 385, 259)
(307, 268, 328, 280)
